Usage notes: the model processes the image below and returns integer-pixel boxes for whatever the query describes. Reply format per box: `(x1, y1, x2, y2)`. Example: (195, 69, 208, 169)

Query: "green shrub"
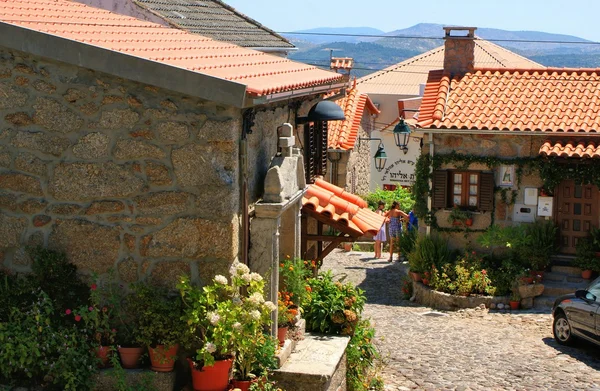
(574, 237, 599, 271)
(518, 220, 558, 271)
(279, 257, 312, 307)
(362, 187, 414, 212)
(483, 255, 525, 296)
(304, 271, 365, 336)
(397, 228, 417, 257)
(346, 319, 384, 391)
(430, 251, 496, 296)
(408, 234, 453, 273)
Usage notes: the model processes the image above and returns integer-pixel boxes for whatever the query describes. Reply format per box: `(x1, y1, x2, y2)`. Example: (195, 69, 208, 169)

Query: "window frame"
(450, 171, 480, 209)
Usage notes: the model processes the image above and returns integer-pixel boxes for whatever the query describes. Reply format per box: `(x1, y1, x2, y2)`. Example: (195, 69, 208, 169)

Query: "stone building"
(416, 27, 600, 254)
(72, 0, 296, 57)
(357, 26, 543, 191)
(0, 0, 346, 289)
(327, 82, 380, 196)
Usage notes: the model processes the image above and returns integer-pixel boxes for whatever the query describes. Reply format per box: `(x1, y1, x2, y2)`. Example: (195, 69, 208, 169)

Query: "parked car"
(552, 276, 600, 346)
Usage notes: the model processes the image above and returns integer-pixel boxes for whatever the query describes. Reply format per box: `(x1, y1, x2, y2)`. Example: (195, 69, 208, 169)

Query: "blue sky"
(226, 0, 600, 41)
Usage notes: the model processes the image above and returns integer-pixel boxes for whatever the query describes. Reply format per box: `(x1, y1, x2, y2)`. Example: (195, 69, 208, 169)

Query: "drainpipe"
(240, 109, 255, 265)
(427, 132, 434, 236)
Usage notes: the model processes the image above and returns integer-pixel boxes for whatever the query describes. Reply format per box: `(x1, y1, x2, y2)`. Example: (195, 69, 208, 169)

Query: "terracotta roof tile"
(328, 83, 380, 150)
(357, 39, 543, 96)
(539, 140, 600, 158)
(417, 68, 600, 132)
(0, 0, 342, 97)
(302, 179, 385, 237)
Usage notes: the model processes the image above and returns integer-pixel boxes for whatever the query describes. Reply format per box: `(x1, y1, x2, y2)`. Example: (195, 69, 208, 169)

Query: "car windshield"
(587, 276, 600, 299)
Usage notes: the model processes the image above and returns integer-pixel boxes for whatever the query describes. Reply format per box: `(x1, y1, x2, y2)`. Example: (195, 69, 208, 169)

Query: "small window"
(432, 170, 494, 211)
(450, 171, 479, 208)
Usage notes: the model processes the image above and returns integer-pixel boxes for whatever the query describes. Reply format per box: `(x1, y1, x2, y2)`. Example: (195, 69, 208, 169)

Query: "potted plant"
(447, 205, 473, 227)
(520, 220, 558, 279)
(509, 292, 520, 310)
(233, 333, 278, 391)
(178, 261, 274, 391)
(277, 293, 297, 346)
(128, 283, 185, 372)
(575, 237, 597, 279)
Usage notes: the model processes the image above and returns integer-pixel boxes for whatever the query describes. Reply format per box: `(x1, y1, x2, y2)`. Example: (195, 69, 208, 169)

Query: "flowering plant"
(68, 282, 115, 346)
(279, 257, 312, 308)
(178, 261, 274, 378)
(277, 292, 298, 327)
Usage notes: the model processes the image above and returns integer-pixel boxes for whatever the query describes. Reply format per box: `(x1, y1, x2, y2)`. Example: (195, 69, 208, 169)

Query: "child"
(373, 201, 387, 259)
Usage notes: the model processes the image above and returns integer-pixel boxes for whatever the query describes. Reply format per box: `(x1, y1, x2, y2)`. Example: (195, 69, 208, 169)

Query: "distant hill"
(287, 23, 600, 75)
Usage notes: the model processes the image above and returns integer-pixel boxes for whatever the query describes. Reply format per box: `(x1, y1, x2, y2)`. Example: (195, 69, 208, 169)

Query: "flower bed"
(412, 280, 510, 311)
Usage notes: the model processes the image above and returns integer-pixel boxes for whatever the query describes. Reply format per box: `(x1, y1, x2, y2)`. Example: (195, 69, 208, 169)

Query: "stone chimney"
(443, 27, 477, 75)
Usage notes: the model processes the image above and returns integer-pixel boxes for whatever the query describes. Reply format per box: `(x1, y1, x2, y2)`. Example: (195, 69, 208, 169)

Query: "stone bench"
(271, 333, 349, 391)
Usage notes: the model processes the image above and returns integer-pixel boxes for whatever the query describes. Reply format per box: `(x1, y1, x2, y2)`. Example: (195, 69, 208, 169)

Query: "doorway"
(556, 180, 599, 254)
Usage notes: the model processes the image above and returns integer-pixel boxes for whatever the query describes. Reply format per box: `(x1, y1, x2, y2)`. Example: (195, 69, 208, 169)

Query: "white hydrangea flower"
(248, 292, 264, 305)
(208, 312, 220, 325)
(264, 301, 276, 312)
(233, 322, 242, 330)
(214, 275, 228, 285)
(250, 310, 261, 320)
(236, 263, 250, 276)
(250, 272, 263, 282)
(205, 342, 216, 353)
(241, 273, 252, 283)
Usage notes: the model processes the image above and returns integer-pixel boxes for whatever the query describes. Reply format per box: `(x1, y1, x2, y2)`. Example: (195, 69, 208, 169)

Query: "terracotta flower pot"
(118, 346, 144, 369)
(582, 269, 593, 279)
(465, 218, 473, 227)
(231, 379, 258, 391)
(421, 278, 430, 286)
(95, 345, 111, 368)
(148, 344, 179, 372)
(509, 301, 520, 310)
(188, 357, 233, 391)
(409, 271, 422, 282)
(277, 326, 288, 347)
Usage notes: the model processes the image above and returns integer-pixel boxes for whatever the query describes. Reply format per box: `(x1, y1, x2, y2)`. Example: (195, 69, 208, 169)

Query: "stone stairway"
(534, 265, 591, 309)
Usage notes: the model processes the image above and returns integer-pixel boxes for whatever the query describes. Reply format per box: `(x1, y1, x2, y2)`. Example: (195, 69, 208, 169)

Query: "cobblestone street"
(322, 249, 600, 391)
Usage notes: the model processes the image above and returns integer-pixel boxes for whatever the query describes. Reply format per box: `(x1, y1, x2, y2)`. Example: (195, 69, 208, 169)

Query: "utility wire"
(279, 31, 600, 46)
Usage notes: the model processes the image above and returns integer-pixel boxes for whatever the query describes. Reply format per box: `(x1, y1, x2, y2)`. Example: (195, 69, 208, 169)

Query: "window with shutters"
(432, 170, 494, 211)
(304, 121, 328, 184)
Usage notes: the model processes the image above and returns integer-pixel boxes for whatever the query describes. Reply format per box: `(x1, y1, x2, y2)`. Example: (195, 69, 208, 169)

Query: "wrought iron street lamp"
(393, 118, 411, 154)
(358, 137, 388, 172)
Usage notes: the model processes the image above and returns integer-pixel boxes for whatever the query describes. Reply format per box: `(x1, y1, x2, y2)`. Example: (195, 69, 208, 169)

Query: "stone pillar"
(443, 27, 476, 75)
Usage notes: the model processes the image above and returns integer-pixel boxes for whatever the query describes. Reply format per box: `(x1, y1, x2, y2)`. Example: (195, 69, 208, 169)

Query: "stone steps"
(542, 280, 588, 297)
(550, 265, 582, 276)
(271, 333, 349, 391)
(532, 264, 587, 309)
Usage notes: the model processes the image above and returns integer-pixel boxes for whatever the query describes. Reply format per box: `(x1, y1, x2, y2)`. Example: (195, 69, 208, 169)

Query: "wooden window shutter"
(431, 170, 448, 209)
(479, 172, 495, 211)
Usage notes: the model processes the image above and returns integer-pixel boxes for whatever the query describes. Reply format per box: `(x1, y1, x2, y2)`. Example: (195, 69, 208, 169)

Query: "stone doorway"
(556, 180, 600, 254)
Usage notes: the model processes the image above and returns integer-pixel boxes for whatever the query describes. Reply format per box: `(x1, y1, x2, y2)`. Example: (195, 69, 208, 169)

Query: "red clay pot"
(118, 346, 144, 369)
(509, 301, 520, 310)
(582, 269, 593, 279)
(520, 276, 534, 285)
(410, 272, 422, 282)
(95, 345, 112, 368)
(465, 218, 473, 227)
(148, 344, 179, 372)
(231, 379, 258, 391)
(421, 278, 430, 286)
(188, 357, 233, 391)
(277, 326, 288, 347)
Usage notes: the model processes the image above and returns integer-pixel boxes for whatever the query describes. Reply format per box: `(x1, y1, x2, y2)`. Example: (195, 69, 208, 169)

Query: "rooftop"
(418, 68, 600, 132)
(0, 0, 342, 100)
(357, 39, 542, 96)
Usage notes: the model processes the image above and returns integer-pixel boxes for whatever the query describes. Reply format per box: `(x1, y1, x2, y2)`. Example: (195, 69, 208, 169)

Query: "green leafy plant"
(279, 257, 312, 307)
(575, 237, 599, 271)
(69, 278, 116, 346)
(447, 205, 473, 225)
(362, 187, 414, 213)
(128, 283, 186, 351)
(400, 275, 413, 299)
(108, 351, 156, 391)
(430, 251, 496, 296)
(408, 234, 453, 274)
(518, 220, 558, 271)
(346, 319, 384, 391)
(303, 271, 365, 336)
(250, 334, 278, 378)
(397, 227, 418, 258)
(249, 375, 285, 391)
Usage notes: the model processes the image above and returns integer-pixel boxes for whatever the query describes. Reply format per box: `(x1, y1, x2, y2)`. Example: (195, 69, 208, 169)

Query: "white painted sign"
(370, 132, 421, 190)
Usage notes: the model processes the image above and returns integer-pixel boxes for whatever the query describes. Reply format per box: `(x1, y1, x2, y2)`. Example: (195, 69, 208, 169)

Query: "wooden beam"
(317, 221, 323, 258)
(306, 234, 354, 241)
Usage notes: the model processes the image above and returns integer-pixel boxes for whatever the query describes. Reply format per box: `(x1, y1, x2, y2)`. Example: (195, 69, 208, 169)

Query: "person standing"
(408, 208, 418, 232)
(373, 201, 387, 259)
(385, 201, 408, 262)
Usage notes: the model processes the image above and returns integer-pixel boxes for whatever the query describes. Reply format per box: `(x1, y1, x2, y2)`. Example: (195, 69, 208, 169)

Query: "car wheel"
(553, 312, 574, 345)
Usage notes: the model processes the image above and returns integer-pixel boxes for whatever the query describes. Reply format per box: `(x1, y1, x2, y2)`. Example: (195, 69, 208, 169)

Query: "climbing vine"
(413, 151, 600, 233)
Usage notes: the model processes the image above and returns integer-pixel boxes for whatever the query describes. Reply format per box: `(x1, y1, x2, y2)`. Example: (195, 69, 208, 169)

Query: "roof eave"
(0, 21, 248, 108)
(415, 128, 600, 136)
(244, 81, 348, 108)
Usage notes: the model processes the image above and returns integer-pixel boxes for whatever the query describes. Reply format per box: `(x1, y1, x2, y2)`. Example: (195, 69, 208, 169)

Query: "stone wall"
(432, 133, 546, 249)
(0, 47, 243, 288)
(345, 115, 371, 196)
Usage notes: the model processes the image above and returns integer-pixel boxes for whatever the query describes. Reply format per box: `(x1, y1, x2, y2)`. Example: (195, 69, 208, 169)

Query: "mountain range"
(285, 23, 600, 77)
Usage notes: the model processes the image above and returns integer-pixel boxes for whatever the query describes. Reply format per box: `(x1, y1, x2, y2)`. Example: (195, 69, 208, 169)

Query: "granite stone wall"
(0, 47, 242, 287)
(432, 133, 545, 249)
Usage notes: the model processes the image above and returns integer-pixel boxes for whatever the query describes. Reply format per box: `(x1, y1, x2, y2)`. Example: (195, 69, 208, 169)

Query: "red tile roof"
(302, 179, 385, 237)
(0, 0, 343, 97)
(539, 140, 600, 159)
(328, 84, 380, 150)
(418, 68, 600, 132)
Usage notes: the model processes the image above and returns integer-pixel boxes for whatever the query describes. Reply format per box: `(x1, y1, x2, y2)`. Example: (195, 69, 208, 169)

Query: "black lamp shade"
(374, 145, 387, 172)
(306, 100, 346, 122)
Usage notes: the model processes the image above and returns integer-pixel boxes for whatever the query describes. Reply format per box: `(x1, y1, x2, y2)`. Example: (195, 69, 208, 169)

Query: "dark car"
(552, 276, 600, 346)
